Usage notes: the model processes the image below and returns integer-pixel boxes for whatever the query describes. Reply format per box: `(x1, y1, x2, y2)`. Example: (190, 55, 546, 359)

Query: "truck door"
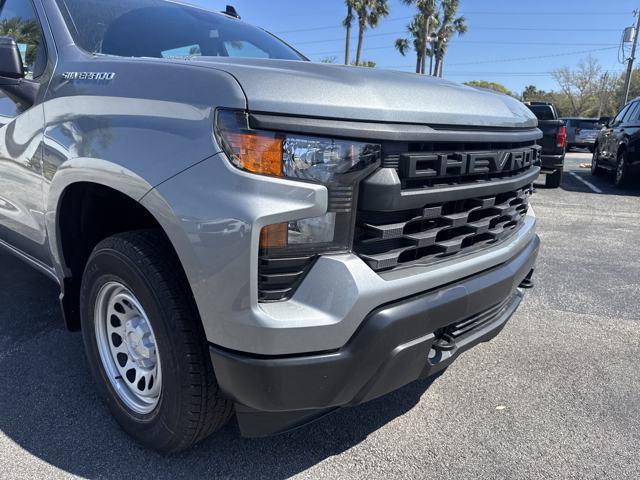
(612, 101, 639, 163)
(623, 101, 640, 166)
(602, 104, 630, 165)
(0, 0, 50, 264)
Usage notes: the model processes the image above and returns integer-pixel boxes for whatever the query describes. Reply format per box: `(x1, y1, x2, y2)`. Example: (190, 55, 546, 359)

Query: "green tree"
(343, 0, 357, 65)
(465, 80, 513, 97)
(521, 57, 623, 118)
(551, 55, 602, 116)
(521, 85, 569, 115)
(432, 0, 467, 77)
(522, 85, 544, 102)
(358, 60, 377, 68)
(354, 0, 389, 66)
(611, 67, 640, 111)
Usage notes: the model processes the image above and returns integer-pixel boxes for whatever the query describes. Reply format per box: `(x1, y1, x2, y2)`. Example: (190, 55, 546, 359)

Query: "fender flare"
(46, 157, 156, 278)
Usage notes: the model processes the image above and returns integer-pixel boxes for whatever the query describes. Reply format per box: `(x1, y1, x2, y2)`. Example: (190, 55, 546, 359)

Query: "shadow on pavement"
(561, 168, 640, 196)
(534, 167, 640, 197)
(0, 252, 436, 479)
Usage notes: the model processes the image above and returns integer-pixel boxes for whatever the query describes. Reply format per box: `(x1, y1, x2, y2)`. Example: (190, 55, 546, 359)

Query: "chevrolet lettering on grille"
(399, 146, 541, 180)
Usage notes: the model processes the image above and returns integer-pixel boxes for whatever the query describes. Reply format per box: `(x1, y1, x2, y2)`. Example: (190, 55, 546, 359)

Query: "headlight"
(215, 109, 380, 255)
(215, 109, 380, 185)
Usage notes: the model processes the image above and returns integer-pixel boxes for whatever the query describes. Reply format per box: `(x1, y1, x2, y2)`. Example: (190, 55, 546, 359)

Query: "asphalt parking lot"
(1, 151, 639, 479)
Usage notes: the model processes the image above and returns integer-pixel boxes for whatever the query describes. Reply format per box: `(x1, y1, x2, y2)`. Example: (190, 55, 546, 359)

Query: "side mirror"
(0, 36, 25, 81)
(0, 36, 37, 109)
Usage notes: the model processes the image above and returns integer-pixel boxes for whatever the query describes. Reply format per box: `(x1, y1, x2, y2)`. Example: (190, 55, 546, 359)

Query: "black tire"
(545, 168, 562, 188)
(591, 146, 605, 176)
(80, 230, 233, 453)
(614, 150, 632, 188)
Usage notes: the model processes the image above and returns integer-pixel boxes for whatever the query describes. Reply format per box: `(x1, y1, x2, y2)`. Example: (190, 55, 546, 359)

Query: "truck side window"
(0, 0, 46, 79)
(630, 103, 640, 123)
(622, 102, 640, 124)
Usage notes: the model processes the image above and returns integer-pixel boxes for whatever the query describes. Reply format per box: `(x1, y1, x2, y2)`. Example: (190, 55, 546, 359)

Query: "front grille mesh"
(354, 186, 532, 272)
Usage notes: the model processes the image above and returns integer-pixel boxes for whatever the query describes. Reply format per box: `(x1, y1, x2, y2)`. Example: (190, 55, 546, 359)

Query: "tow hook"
(519, 269, 535, 289)
(432, 332, 457, 351)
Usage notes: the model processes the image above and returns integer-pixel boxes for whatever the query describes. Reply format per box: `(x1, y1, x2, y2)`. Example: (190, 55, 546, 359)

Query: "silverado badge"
(62, 72, 116, 81)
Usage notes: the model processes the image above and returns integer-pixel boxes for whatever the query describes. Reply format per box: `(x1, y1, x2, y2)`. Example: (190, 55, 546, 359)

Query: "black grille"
(354, 186, 532, 272)
(258, 256, 315, 302)
(383, 141, 540, 189)
(258, 135, 540, 299)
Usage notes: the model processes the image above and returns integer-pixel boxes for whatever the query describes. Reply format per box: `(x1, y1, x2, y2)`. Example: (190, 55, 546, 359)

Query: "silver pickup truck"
(0, 0, 541, 452)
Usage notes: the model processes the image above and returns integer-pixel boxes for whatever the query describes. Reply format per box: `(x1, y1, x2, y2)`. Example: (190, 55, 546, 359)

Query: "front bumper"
(210, 234, 539, 437)
(149, 153, 538, 356)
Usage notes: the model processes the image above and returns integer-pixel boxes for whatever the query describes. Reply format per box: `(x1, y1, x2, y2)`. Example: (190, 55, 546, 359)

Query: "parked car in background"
(561, 118, 603, 152)
(524, 102, 566, 188)
(592, 98, 640, 188)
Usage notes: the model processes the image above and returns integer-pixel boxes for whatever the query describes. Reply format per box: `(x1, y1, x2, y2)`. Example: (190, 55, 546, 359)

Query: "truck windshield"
(54, 0, 304, 61)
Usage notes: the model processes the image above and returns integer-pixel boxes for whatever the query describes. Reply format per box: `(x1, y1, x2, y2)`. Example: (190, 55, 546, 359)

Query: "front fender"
(139, 153, 328, 353)
(44, 157, 157, 278)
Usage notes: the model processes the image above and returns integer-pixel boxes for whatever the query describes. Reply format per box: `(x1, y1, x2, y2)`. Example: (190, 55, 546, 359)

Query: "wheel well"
(57, 183, 164, 330)
(617, 144, 627, 158)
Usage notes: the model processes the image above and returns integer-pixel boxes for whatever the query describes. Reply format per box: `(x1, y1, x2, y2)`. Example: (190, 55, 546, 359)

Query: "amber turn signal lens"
(227, 133, 283, 176)
(259, 223, 288, 250)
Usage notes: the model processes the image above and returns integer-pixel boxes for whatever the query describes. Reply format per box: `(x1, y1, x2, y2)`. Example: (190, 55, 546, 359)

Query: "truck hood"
(188, 57, 537, 129)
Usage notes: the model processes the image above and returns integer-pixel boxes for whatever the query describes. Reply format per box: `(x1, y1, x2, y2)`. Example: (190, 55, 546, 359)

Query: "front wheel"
(80, 230, 232, 453)
(615, 151, 632, 188)
(591, 146, 605, 176)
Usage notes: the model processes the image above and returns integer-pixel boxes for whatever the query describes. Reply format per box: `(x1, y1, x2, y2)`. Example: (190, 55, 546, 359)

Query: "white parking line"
(569, 171, 603, 194)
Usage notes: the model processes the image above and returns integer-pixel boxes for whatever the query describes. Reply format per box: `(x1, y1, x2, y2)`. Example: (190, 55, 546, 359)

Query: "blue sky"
(190, 0, 639, 94)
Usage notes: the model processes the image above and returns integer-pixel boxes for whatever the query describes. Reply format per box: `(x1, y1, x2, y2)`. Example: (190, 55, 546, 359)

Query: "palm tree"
(395, 12, 440, 74)
(395, 14, 427, 74)
(432, 0, 467, 77)
(343, 0, 358, 65)
(354, 0, 389, 66)
(400, 0, 437, 74)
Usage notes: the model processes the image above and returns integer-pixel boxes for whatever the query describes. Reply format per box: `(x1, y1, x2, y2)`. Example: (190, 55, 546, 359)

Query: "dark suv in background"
(592, 98, 640, 188)
(561, 118, 602, 152)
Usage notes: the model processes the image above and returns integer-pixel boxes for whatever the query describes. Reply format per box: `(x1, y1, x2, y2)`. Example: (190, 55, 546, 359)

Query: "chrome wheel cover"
(94, 282, 162, 414)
